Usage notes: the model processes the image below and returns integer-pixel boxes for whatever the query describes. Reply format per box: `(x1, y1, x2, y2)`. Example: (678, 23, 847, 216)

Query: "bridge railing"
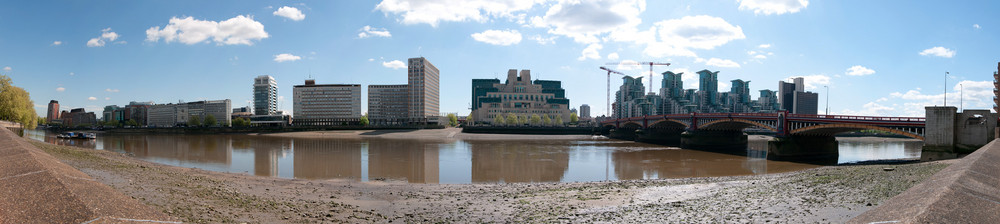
(788, 114, 925, 122)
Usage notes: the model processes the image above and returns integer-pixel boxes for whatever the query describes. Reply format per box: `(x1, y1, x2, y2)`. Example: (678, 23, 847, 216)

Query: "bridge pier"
(680, 130, 747, 150)
(635, 128, 683, 146)
(766, 136, 839, 161)
(608, 128, 637, 141)
(922, 107, 998, 160)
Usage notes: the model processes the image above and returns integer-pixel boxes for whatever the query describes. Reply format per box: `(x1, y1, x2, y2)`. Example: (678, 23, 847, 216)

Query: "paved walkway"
(850, 139, 1000, 223)
(0, 129, 177, 223)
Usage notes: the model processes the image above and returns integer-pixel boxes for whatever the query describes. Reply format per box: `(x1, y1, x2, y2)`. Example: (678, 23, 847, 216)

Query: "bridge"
(599, 111, 927, 160)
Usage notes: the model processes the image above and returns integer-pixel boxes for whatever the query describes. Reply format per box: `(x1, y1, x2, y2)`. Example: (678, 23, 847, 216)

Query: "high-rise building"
(793, 91, 819, 115)
(293, 80, 362, 126)
(580, 104, 591, 118)
(369, 84, 410, 125)
(469, 69, 571, 125)
(757, 90, 779, 113)
(407, 57, 439, 124)
(472, 79, 501, 111)
(696, 70, 722, 112)
(254, 75, 278, 116)
(778, 80, 797, 111)
(46, 100, 59, 123)
(994, 62, 999, 112)
(614, 76, 645, 118)
(727, 79, 753, 113)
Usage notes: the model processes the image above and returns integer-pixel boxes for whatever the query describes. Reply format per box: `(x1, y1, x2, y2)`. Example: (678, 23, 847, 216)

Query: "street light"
(944, 72, 949, 107)
(961, 83, 964, 112)
(824, 85, 829, 115)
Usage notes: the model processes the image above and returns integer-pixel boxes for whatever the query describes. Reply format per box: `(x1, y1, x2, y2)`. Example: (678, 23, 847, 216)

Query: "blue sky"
(2, 0, 998, 118)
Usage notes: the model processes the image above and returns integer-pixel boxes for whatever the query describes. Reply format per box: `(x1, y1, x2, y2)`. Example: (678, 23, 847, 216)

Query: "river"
(25, 130, 923, 184)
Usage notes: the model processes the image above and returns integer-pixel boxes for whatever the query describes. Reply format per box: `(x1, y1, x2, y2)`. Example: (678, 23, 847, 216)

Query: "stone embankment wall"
(0, 128, 176, 223)
(850, 139, 1000, 223)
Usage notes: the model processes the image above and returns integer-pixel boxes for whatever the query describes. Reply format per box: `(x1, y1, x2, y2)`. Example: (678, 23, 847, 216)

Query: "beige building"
(148, 99, 231, 127)
(408, 57, 439, 124)
(292, 80, 361, 126)
(470, 69, 571, 125)
(368, 84, 409, 125)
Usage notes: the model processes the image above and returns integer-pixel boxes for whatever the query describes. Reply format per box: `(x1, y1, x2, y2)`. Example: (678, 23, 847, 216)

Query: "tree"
(204, 114, 217, 127)
(447, 113, 458, 127)
(360, 113, 370, 126)
(188, 115, 201, 127)
(530, 114, 541, 126)
(518, 114, 528, 125)
(493, 114, 504, 126)
(37, 116, 46, 126)
(107, 119, 120, 127)
(466, 114, 474, 126)
(126, 119, 139, 127)
(555, 116, 563, 126)
(233, 117, 250, 127)
(544, 115, 552, 126)
(570, 112, 579, 123)
(506, 113, 518, 126)
(0, 75, 38, 129)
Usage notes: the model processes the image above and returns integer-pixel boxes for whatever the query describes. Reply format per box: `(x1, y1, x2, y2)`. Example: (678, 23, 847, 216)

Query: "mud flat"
(30, 139, 951, 223)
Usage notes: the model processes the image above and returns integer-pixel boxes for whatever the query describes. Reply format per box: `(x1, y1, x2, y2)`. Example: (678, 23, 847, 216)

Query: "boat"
(57, 132, 96, 140)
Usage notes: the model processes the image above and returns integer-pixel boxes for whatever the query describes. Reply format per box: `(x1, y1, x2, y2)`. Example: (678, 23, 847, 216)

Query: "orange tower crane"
(606, 62, 671, 94)
(599, 66, 626, 117)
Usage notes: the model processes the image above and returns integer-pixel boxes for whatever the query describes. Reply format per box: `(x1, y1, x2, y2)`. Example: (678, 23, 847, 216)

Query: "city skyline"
(2, 1, 998, 118)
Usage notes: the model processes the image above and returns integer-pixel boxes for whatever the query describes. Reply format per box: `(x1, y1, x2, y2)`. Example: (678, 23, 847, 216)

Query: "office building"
(62, 108, 97, 127)
(408, 57, 440, 124)
(470, 69, 571, 125)
(293, 79, 362, 126)
(793, 91, 819, 115)
(614, 76, 646, 118)
(254, 75, 278, 115)
(369, 84, 409, 125)
(726, 79, 753, 113)
(697, 70, 723, 113)
(757, 90, 779, 113)
(103, 105, 120, 122)
(580, 104, 591, 118)
(147, 99, 231, 127)
(46, 100, 59, 123)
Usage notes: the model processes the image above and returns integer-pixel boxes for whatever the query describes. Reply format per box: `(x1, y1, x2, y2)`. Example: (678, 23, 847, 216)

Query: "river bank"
(29, 137, 951, 223)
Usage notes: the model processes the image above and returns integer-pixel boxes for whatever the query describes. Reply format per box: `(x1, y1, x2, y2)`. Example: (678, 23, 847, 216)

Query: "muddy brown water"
(26, 130, 922, 184)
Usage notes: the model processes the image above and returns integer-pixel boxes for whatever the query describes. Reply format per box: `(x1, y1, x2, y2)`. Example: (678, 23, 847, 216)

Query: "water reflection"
(24, 129, 926, 184)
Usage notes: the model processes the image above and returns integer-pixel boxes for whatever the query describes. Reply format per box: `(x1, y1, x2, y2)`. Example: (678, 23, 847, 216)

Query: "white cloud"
(758, 44, 771, 48)
(845, 65, 875, 76)
(528, 35, 556, 45)
(88, 97, 97, 101)
(633, 15, 745, 58)
(105, 97, 111, 100)
(358, 26, 392, 38)
(753, 54, 767, 59)
(146, 15, 269, 46)
(530, 0, 645, 44)
(382, 60, 406, 69)
(87, 28, 119, 47)
(577, 43, 602, 61)
(738, 0, 809, 15)
(882, 80, 994, 115)
(52, 41, 62, 46)
(840, 102, 895, 116)
(2, 66, 10, 72)
(973, 24, 981, 29)
(696, 57, 740, 68)
(919, 46, 955, 58)
(56, 87, 65, 92)
(368, 58, 375, 62)
(471, 29, 522, 46)
(785, 75, 830, 90)
(105, 88, 120, 93)
(273, 53, 302, 62)
(69, 72, 74, 76)
(607, 52, 620, 60)
(273, 6, 305, 21)
(375, 0, 540, 27)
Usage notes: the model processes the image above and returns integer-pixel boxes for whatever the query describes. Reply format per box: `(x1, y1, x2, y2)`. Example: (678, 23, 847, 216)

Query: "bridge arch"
(790, 123, 924, 140)
(621, 122, 643, 129)
(699, 118, 777, 132)
(648, 119, 689, 129)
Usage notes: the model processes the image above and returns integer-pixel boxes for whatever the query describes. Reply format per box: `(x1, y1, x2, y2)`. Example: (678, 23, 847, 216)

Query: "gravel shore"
(29, 139, 952, 223)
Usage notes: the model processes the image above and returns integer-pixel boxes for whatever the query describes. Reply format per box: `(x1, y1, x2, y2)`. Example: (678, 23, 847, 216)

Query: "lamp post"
(944, 72, 949, 107)
(824, 85, 829, 115)
(960, 83, 964, 112)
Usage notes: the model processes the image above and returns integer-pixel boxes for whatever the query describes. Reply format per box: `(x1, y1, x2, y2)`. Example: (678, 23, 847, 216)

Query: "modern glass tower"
(254, 75, 278, 115)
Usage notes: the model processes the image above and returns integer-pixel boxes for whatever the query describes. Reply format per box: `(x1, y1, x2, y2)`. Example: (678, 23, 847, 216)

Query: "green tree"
(543, 115, 552, 126)
(233, 117, 250, 127)
(0, 75, 38, 129)
(37, 116, 46, 126)
(360, 113, 370, 126)
(466, 114, 474, 126)
(530, 114, 541, 126)
(188, 115, 201, 127)
(126, 119, 139, 127)
(107, 119, 120, 127)
(493, 114, 504, 126)
(570, 112, 579, 123)
(204, 114, 217, 127)
(506, 113, 518, 126)
(518, 114, 528, 125)
(555, 116, 563, 126)
(447, 113, 458, 127)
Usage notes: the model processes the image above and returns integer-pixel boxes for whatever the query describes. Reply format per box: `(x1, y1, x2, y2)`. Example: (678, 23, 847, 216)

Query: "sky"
(1, 0, 998, 119)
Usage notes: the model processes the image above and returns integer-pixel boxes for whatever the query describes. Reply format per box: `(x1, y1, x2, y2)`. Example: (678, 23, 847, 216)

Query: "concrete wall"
(923, 106, 956, 150)
(850, 139, 1000, 223)
(953, 109, 998, 153)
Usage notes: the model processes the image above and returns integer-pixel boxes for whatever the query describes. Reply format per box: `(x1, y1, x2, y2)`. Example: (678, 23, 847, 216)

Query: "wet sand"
(28, 136, 952, 223)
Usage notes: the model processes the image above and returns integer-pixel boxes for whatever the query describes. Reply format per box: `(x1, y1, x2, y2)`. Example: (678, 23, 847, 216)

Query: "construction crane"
(599, 66, 626, 117)
(606, 61, 671, 94)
